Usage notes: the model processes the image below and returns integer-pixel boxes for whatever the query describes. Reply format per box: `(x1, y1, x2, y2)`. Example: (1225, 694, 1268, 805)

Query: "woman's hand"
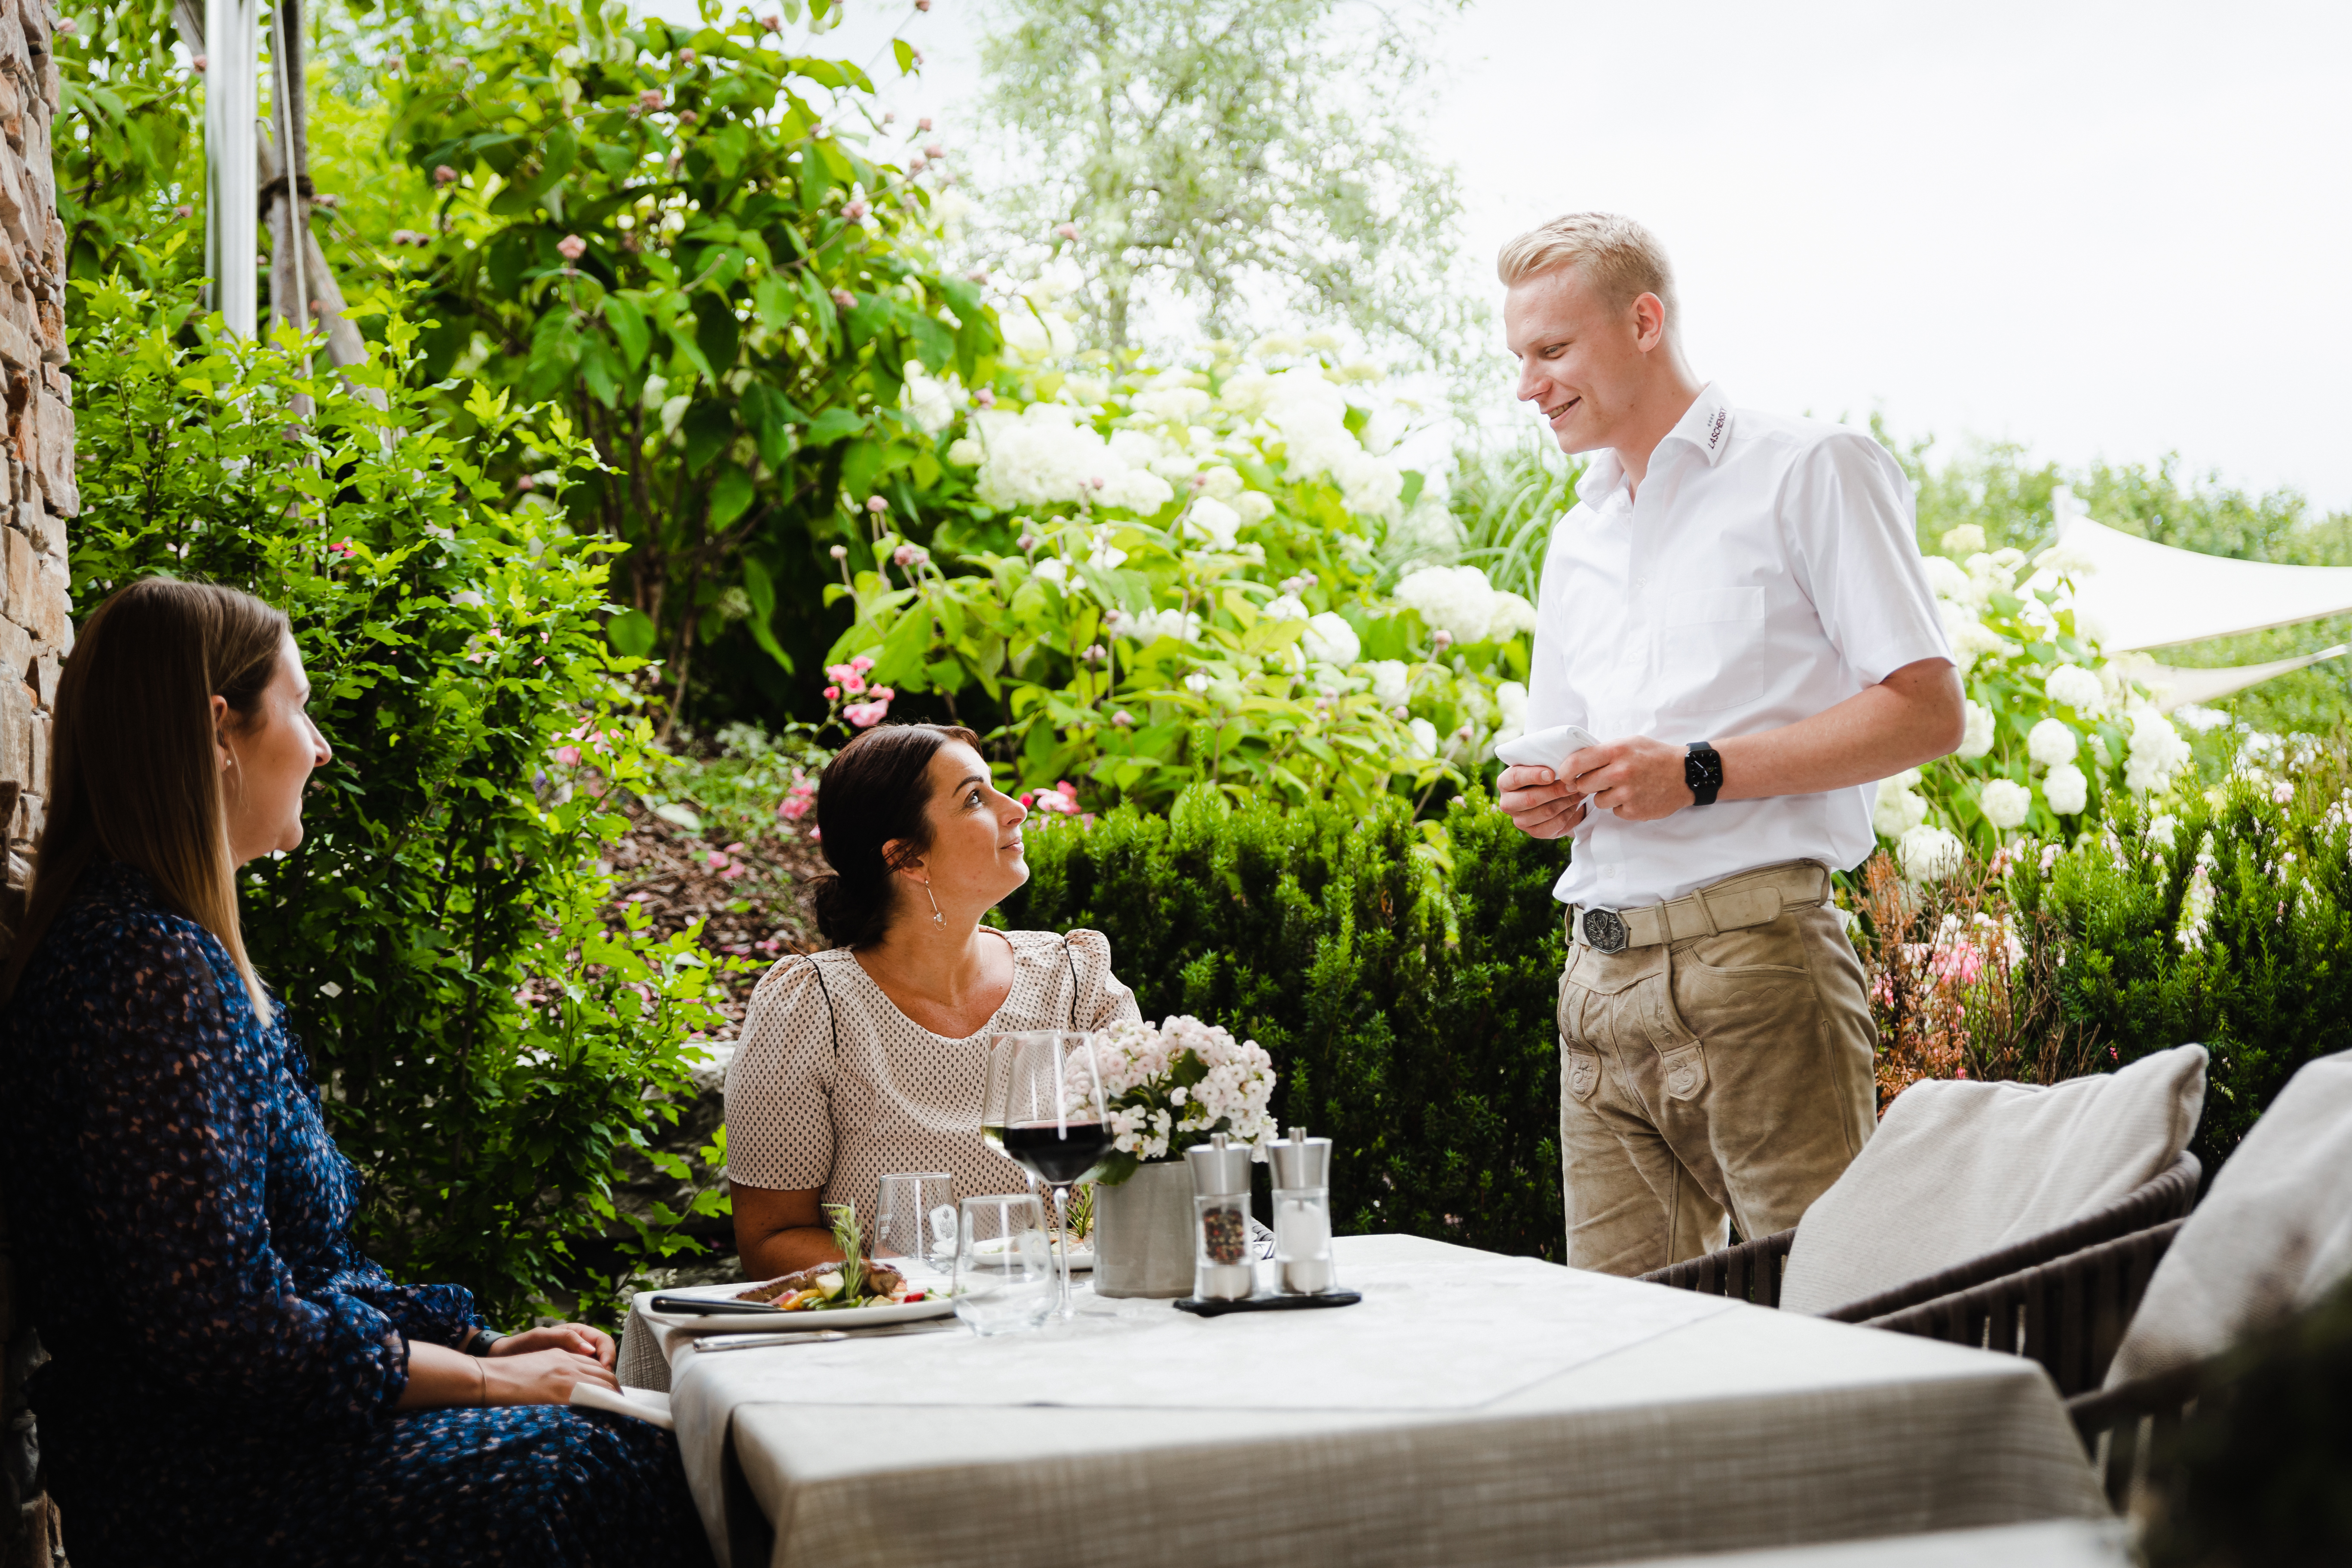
(479, 1347, 620, 1408)
(487, 1322, 616, 1370)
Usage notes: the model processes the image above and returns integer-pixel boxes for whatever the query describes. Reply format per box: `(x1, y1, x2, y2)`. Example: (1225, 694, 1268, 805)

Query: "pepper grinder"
(1185, 1131, 1256, 1302)
(1269, 1124, 1336, 1295)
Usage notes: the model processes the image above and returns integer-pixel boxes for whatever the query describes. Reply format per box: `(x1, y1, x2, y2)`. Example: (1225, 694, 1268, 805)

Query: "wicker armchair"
(1639, 1149, 2201, 1324)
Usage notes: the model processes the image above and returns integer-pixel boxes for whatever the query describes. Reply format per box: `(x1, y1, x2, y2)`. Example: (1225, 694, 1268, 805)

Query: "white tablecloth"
(638, 1234, 2109, 1568)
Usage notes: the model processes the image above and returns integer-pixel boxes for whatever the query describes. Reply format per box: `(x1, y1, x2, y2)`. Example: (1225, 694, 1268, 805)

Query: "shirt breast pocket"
(1654, 586, 1768, 714)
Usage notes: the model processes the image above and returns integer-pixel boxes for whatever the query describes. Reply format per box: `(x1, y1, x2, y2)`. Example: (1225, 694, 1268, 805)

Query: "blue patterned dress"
(0, 863, 714, 1567)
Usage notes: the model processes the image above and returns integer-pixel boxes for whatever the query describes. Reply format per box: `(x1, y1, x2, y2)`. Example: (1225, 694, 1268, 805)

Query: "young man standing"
(1494, 213, 1963, 1276)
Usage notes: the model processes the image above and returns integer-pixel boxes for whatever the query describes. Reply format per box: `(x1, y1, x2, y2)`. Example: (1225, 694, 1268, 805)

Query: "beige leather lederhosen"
(1556, 858, 1877, 1276)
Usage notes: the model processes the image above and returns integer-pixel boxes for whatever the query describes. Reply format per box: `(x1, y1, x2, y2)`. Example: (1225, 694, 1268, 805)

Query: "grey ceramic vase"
(1091, 1159, 1194, 1298)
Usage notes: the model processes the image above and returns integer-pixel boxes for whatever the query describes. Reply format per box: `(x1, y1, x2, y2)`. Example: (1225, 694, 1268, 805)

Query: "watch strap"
(463, 1328, 507, 1357)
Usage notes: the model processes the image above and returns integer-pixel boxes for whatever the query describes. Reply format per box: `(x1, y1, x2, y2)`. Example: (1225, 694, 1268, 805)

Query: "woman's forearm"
(393, 1340, 489, 1411)
(739, 1225, 846, 1281)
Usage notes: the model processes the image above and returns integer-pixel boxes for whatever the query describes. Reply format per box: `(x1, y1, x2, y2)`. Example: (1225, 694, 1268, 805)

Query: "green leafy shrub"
(381, 0, 1000, 718)
(73, 274, 729, 1321)
(998, 786, 1570, 1259)
(826, 347, 1535, 811)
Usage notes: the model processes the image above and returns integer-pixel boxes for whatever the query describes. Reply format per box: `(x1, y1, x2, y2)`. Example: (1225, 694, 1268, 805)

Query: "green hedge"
(998, 787, 1571, 1259)
(2024, 777, 2352, 1173)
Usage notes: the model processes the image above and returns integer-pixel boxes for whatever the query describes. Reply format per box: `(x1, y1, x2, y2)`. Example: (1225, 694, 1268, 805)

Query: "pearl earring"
(925, 881, 944, 926)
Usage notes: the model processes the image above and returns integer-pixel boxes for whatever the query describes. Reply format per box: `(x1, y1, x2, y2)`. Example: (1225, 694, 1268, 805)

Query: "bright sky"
(758, 0, 2352, 511)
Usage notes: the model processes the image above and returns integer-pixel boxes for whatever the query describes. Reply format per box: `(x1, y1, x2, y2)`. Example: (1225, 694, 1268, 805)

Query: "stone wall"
(0, 0, 77, 1562)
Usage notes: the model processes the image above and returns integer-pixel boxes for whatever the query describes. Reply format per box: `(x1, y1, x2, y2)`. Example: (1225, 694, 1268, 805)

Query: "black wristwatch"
(463, 1328, 507, 1357)
(1685, 741, 1724, 807)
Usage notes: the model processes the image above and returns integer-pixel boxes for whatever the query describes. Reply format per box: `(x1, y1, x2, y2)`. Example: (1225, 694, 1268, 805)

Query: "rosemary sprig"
(825, 1201, 867, 1302)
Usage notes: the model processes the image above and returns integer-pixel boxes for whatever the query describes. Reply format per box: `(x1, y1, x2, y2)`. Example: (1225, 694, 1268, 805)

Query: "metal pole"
(203, 0, 259, 337)
(269, 0, 309, 357)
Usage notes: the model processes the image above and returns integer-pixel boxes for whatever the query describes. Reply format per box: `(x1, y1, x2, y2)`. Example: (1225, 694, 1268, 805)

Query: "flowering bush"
(1069, 1014, 1278, 1185)
(823, 339, 1533, 811)
(1875, 520, 2197, 873)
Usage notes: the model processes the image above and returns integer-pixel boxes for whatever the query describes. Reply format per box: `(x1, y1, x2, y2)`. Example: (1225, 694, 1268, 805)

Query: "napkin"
(570, 1382, 675, 1430)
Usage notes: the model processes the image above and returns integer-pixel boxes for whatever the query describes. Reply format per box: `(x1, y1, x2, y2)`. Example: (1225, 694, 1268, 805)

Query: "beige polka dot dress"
(723, 928, 1142, 1228)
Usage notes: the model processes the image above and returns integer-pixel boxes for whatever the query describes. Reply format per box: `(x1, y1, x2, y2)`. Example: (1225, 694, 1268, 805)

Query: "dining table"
(617, 1232, 2111, 1568)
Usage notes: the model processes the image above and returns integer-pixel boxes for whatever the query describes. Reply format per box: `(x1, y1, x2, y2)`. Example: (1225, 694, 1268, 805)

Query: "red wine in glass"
(1000, 1121, 1111, 1187)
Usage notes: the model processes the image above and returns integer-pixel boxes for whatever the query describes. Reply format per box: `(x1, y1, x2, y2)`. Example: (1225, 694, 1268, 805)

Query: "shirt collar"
(1573, 383, 1735, 509)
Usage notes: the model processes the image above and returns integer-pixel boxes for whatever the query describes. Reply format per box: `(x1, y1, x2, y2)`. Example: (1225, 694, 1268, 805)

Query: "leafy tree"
(377, 0, 1002, 727)
(971, 0, 1481, 380)
(74, 272, 731, 1320)
(58, 0, 200, 293)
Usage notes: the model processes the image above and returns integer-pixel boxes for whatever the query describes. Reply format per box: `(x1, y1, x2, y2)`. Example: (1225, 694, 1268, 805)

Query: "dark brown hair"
(2, 578, 290, 1017)
(811, 722, 981, 949)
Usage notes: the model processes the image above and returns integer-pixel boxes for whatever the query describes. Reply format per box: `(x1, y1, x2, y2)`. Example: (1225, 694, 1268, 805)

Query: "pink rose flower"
(844, 700, 890, 728)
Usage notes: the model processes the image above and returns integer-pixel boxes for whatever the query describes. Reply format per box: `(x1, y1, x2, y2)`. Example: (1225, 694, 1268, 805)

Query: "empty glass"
(875, 1172, 954, 1281)
(953, 1193, 1056, 1336)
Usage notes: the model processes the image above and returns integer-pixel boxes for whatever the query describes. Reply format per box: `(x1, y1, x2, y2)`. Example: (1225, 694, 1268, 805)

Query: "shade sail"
(2061, 514, 2352, 652)
(2144, 646, 2350, 712)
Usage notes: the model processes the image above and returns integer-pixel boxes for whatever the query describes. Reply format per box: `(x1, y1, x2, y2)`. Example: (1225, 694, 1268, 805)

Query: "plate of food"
(640, 1205, 957, 1331)
(642, 1263, 956, 1332)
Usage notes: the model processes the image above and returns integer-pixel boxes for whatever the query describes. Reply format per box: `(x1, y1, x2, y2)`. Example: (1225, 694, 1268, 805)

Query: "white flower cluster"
(1874, 767, 1930, 838)
(967, 404, 1176, 515)
(1220, 368, 1406, 521)
(1390, 565, 1537, 646)
(1898, 823, 1966, 884)
(1077, 1016, 1277, 1163)
(1978, 778, 2033, 830)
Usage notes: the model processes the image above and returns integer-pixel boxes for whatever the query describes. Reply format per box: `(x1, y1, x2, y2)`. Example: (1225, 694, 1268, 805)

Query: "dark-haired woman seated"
(0, 580, 710, 1568)
(725, 723, 1141, 1276)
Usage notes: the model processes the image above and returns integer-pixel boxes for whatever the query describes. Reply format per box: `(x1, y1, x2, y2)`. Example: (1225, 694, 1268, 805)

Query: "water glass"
(953, 1194, 1056, 1336)
(875, 1172, 953, 1280)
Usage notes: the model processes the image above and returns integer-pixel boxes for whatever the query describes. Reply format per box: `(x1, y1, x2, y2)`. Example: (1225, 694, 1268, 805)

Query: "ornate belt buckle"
(1581, 908, 1629, 955)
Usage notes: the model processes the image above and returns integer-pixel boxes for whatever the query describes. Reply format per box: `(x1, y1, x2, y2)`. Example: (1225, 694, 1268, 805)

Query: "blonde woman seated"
(726, 723, 1140, 1276)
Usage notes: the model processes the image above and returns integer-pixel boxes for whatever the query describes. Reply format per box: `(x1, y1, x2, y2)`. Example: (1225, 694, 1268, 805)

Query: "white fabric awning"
(2145, 646, 2350, 712)
(2059, 510, 2352, 652)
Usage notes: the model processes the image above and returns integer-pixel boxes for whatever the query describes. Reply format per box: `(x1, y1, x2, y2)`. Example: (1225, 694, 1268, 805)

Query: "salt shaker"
(1185, 1132, 1256, 1302)
(1269, 1124, 1336, 1295)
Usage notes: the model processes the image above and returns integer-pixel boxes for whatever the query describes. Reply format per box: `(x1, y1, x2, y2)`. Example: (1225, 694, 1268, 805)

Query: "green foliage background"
(73, 276, 729, 1321)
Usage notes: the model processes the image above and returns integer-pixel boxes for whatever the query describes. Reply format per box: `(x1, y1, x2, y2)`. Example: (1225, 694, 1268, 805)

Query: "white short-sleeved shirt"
(723, 928, 1142, 1229)
(1528, 383, 1952, 909)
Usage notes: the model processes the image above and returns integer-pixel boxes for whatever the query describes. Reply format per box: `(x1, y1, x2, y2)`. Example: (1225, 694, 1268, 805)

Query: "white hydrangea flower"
(1186, 496, 1241, 549)
(1898, 824, 1966, 883)
(1097, 466, 1174, 514)
(1922, 554, 1975, 603)
(2035, 541, 2100, 579)
(1406, 717, 1439, 759)
(1393, 564, 1505, 644)
(1131, 385, 1211, 423)
(900, 364, 961, 434)
(1130, 608, 1201, 644)
(2027, 717, 2079, 768)
(1940, 524, 1987, 554)
(1368, 659, 1410, 708)
(1233, 492, 1276, 526)
(1956, 699, 1997, 760)
(2043, 761, 2090, 815)
(1263, 593, 1308, 622)
(1107, 428, 1164, 469)
(1303, 612, 1360, 665)
(2124, 707, 2193, 793)
(1492, 680, 1529, 742)
(2044, 664, 2106, 714)
(1200, 466, 1244, 501)
(946, 437, 982, 467)
(1488, 591, 1537, 640)
(1978, 778, 2033, 830)
(1873, 782, 1929, 839)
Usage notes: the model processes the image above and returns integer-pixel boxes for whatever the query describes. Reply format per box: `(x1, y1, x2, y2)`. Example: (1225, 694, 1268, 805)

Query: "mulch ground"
(600, 793, 829, 1029)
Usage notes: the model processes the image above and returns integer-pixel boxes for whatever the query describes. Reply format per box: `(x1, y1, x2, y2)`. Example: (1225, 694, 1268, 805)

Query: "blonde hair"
(2, 578, 289, 1021)
(1495, 212, 1678, 332)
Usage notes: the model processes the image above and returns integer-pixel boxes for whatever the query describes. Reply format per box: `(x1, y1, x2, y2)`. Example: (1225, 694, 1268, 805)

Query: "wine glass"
(982, 1029, 1109, 1318)
(875, 1171, 953, 1282)
(952, 1193, 1055, 1335)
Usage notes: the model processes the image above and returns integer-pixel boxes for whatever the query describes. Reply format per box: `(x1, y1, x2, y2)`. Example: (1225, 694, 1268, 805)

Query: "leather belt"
(1568, 861, 1834, 954)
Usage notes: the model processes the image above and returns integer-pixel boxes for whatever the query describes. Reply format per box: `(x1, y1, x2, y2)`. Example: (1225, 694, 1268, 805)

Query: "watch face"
(1686, 749, 1723, 789)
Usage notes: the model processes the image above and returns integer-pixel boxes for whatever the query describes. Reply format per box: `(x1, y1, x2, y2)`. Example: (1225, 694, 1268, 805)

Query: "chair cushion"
(1777, 1044, 2207, 1315)
(2105, 1048, 2352, 1386)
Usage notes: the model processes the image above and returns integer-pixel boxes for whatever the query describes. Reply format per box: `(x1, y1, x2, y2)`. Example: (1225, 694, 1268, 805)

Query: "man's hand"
(1566, 736, 1695, 822)
(1498, 763, 1590, 840)
(490, 1323, 616, 1369)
